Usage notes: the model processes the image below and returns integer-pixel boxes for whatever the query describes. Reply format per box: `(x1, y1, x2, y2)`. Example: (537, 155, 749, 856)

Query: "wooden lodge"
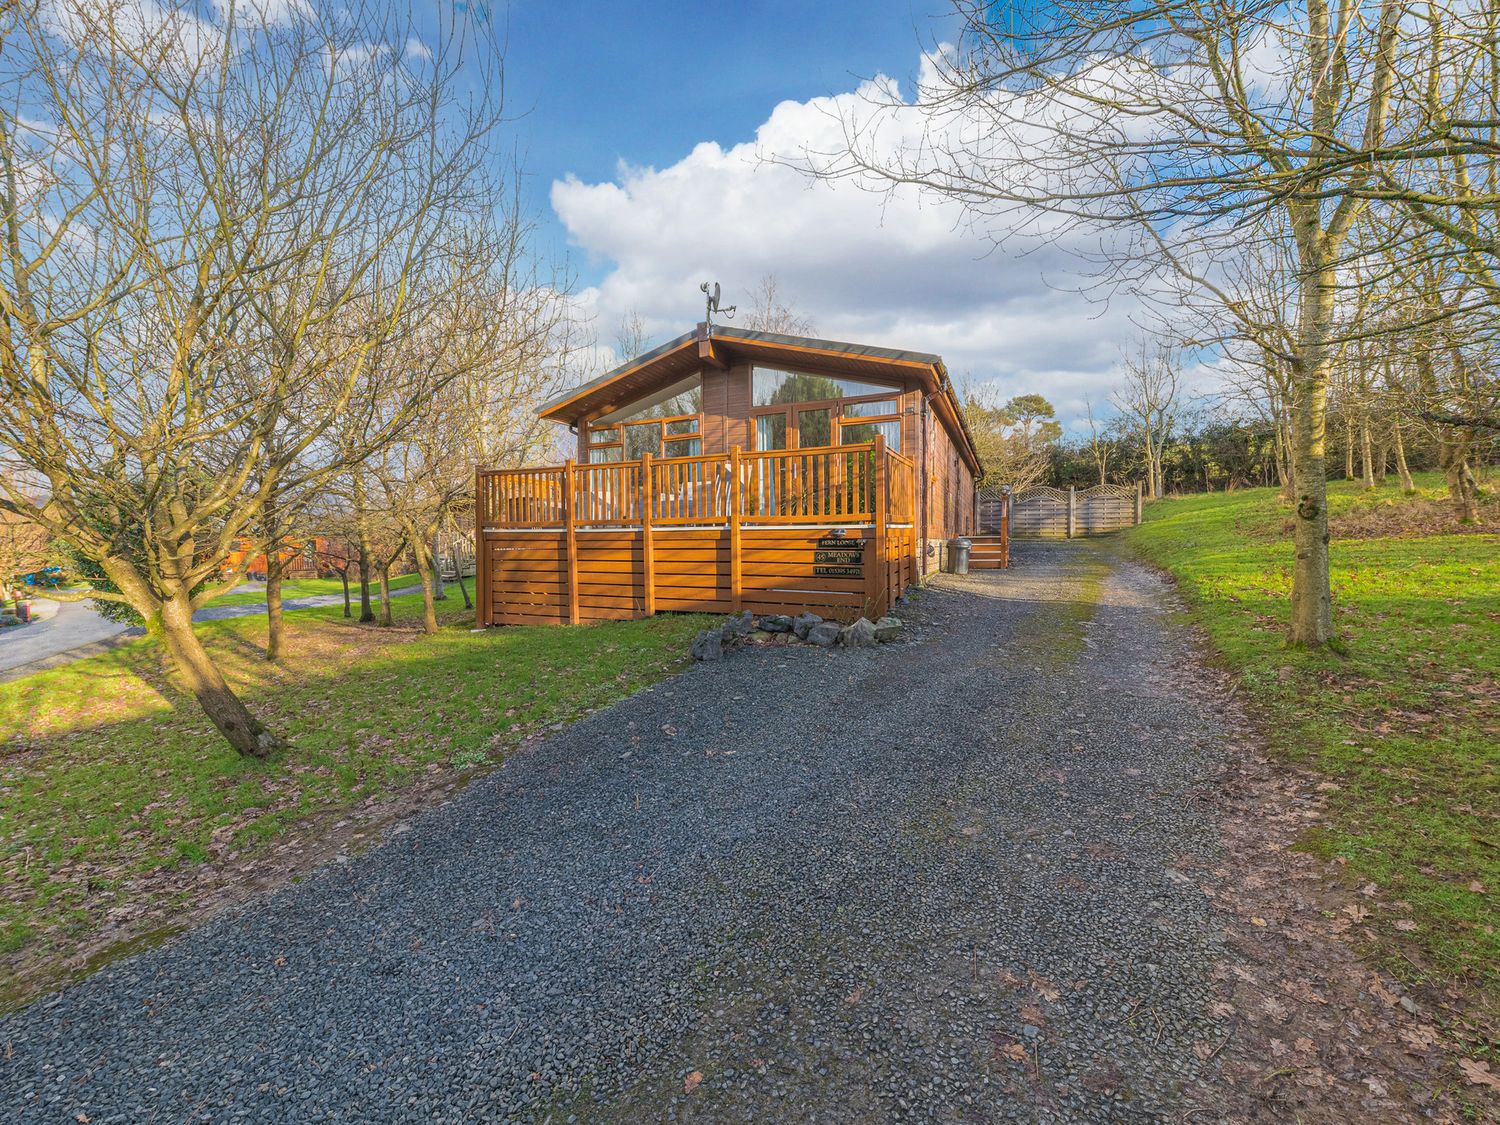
(474, 326, 983, 627)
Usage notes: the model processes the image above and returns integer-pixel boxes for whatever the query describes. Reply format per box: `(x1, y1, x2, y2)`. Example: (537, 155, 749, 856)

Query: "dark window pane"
(755, 413, 787, 451)
(842, 398, 899, 418)
(623, 423, 662, 459)
(589, 425, 620, 443)
(663, 437, 702, 457)
(840, 420, 900, 451)
(797, 407, 831, 448)
(588, 446, 623, 463)
(751, 366, 898, 406)
(664, 418, 697, 436)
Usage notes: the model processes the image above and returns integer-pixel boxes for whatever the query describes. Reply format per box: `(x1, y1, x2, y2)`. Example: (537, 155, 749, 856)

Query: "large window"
(585, 375, 702, 461)
(752, 367, 895, 407)
(749, 366, 904, 452)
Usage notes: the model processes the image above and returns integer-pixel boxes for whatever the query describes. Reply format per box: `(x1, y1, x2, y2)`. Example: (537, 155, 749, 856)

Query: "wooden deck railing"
(475, 438, 920, 628)
(477, 441, 911, 530)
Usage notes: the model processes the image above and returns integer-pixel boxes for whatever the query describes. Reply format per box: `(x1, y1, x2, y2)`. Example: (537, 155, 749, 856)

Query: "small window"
(841, 420, 900, 451)
(589, 424, 620, 443)
(755, 413, 787, 451)
(588, 446, 623, 463)
(842, 398, 899, 418)
(797, 407, 832, 448)
(663, 437, 702, 457)
(664, 418, 697, 436)
(623, 424, 661, 459)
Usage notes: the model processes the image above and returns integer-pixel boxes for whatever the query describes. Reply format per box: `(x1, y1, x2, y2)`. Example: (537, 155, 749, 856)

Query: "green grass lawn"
(0, 597, 706, 994)
(1122, 472, 1499, 992)
(204, 571, 422, 608)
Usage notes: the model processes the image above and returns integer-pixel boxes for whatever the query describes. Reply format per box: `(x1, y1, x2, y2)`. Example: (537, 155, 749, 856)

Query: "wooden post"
(1000, 491, 1010, 569)
(870, 435, 888, 618)
(1135, 480, 1143, 525)
(1067, 486, 1077, 539)
(475, 466, 489, 627)
(640, 453, 655, 617)
(729, 446, 743, 613)
(563, 459, 580, 625)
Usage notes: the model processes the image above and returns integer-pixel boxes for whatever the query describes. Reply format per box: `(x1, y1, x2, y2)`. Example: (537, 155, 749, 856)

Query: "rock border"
(690, 610, 903, 661)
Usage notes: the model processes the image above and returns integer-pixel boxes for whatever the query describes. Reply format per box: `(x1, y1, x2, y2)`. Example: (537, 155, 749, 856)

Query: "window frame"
(585, 412, 702, 461)
(748, 383, 905, 452)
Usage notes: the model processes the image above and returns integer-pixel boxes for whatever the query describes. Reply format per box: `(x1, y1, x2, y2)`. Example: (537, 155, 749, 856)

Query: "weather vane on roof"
(699, 281, 735, 337)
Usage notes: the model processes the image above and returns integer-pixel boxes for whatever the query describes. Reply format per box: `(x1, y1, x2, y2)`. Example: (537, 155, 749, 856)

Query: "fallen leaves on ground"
(994, 1041, 1028, 1064)
(683, 1070, 703, 1093)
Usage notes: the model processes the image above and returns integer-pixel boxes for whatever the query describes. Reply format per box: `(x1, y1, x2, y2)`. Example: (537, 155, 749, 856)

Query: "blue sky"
(501, 1, 961, 280)
(486, 1, 1154, 427)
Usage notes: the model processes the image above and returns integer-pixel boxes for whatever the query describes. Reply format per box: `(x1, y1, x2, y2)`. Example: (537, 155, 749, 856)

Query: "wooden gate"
(1010, 483, 1142, 538)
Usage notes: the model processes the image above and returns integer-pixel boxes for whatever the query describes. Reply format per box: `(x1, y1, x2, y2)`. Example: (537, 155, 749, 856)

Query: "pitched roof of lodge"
(538, 325, 981, 474)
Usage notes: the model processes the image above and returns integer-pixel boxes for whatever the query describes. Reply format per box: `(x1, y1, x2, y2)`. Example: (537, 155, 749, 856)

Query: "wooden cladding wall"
(483, 526, 910, 626)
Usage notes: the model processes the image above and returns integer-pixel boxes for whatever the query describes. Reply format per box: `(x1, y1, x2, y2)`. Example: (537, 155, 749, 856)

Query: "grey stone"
(839, 618, 877, 648)
(759, 614, 794, 634)
(691, 626, 725, 661)
(806, 621, 842, 647)
(791, 612, 823, 640)
(747, 630, 775, 643)
(721, 610, 755, 637)
(874, 615, 903, 643)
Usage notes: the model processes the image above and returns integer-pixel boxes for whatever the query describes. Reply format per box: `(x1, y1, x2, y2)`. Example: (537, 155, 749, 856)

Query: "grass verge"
(1121, 473, 1499, 995)
(0, 596, 706, 999)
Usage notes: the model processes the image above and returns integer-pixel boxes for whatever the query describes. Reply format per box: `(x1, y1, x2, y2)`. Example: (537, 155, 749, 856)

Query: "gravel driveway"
(0, 540, 1234, 1122)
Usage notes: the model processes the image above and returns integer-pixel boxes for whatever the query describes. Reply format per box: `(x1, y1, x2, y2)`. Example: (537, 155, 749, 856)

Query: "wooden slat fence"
(476, 440, 918, 627)
(1008, 483, 1143, 538)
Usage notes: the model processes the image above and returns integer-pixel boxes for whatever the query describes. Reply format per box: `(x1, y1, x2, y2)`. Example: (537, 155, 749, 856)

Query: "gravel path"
(0, 540, 1234, 1122)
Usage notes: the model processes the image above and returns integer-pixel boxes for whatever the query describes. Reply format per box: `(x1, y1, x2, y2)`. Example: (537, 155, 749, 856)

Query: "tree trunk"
(432, 535, 447, 601)
(379, 566, 393, 627)
(1360, 417, 1375, 490)
(1392, 422, 1415, 494)
(1450, 456, 1482, 523)
(1288, 263, 1336, 649)
(160, 595, 280, 758)
(1343, 418, 1355, 480)
(265, 550, 285, 662)
(340, 568, 352, 617)
(1445, 345, 1483, 524)
(412, 539, 440, 634)
(353, 474, 375, 624)
(451, 543, 473, 610)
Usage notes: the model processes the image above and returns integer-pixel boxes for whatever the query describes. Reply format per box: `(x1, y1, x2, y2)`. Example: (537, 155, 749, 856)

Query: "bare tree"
(743, 274, 816, 335)
(805, 0, 1431, 646)
(1082, 398, 1116, 486)
(616, 309, 649, 361)
(0, 1, 509, 754)
(1114, 341, 1182, 500)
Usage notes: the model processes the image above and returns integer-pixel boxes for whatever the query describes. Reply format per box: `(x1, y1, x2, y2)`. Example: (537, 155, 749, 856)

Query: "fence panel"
(1008, 483, 1141, 538)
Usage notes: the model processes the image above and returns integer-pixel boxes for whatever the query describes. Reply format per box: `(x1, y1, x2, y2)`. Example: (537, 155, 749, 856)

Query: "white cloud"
(550, 60, 1157, 434)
